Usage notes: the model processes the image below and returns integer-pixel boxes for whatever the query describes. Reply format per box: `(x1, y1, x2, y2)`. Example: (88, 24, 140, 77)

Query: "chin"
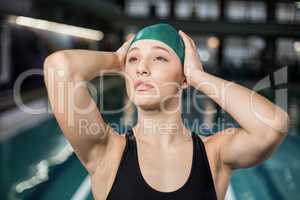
(133, 95, 161, 110)
(136, 103, 161, 111)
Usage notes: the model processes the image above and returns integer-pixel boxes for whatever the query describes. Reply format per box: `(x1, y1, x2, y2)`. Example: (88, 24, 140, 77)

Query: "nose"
(136, 60, 150, 76)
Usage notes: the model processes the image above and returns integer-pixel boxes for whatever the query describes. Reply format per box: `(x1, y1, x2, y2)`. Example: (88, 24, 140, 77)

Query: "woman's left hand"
(178, 30, 204, 84)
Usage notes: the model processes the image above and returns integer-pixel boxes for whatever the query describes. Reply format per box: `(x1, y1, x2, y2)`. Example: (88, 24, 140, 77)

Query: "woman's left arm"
(179, 30, 290, 170)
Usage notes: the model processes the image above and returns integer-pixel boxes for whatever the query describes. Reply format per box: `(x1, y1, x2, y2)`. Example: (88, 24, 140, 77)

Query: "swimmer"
(43, 23, 290, 200)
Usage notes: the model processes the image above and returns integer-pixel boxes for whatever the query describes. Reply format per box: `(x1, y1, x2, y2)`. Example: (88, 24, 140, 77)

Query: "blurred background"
(0, 0, 299, 199)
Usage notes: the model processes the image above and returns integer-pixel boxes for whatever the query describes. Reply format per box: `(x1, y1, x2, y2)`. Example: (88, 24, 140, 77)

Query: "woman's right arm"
(43, 35, 134, 174)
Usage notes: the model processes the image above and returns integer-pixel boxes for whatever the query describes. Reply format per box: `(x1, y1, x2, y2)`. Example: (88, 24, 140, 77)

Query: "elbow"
(44, 51, 68, 69)
(265, 108, 290, 136)
(266, 112, 290, 147)
(275, 110, 290, 135)
(43, 51, 74, 80)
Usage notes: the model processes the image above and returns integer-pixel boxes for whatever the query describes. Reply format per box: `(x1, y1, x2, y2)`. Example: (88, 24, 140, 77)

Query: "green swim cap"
(128, 23, 185, 64)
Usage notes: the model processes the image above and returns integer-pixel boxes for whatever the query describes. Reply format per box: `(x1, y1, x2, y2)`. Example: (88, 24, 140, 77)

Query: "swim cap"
(128, 23, 185, 64)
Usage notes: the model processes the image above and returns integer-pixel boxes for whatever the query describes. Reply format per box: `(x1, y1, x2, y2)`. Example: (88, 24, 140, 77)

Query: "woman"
(43, 23, 290, 200)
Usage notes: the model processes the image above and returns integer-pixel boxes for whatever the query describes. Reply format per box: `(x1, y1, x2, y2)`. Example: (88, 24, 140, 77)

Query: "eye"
(155, 56, 168, 62)
(128, 57, 138, 63)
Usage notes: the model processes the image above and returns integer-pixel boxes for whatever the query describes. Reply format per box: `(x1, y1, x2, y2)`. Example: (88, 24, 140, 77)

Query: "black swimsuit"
(107, 128, 217, 200)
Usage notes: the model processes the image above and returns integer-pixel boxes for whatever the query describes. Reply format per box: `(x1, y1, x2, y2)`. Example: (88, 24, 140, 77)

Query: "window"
(276, 2, 300, 24)
(276, 38, 300, 65)
(195, 0, 219, 21)
(125, 0, 150, 17)
(224, 36, 265, 69)
(125, 0, 170, 18)
(175, 0, 193, 19)
(154, 0, 170, 18)
(225, 1, 266, 23)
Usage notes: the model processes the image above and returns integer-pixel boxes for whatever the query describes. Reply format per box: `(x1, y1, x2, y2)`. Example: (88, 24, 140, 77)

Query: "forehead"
(128, 39, 175, 55)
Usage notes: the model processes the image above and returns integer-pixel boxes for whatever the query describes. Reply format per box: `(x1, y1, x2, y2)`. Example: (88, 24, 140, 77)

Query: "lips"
(134, 80, 154, 91)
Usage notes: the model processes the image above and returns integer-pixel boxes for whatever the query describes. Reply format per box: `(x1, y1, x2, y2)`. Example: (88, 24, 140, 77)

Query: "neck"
(133, 97, 191, 146)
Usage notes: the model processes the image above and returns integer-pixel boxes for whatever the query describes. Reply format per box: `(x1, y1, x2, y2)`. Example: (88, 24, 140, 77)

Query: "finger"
(186, 34, 197, 50)
(126, 33, 135, 42)
(189, 38, 196, 50)
(189, 37, 197, 50)
(126, 33, 133, 41)
(179, 30, 195, 51)
(179, 30, 195, 56)
(120, 34, 135, 51)
(179, 30, 191, 49)
(181, 31, 196, 50)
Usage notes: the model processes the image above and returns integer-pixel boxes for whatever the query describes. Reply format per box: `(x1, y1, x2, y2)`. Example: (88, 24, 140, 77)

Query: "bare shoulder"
(197, 132, 221, 146)
(199, 128, 238, 147)
(196, 129, 236, 170)
(195, 133, 220, 162)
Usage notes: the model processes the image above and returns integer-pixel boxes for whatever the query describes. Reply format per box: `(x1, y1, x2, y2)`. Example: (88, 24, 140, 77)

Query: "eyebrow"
(128, 45, 170, 54)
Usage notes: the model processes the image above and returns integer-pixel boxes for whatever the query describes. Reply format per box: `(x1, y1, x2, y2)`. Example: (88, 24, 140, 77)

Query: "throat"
(132, 125, 192, 147)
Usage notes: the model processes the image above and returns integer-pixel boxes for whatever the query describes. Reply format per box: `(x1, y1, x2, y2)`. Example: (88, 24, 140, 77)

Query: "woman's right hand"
(115, 33, 135, 71)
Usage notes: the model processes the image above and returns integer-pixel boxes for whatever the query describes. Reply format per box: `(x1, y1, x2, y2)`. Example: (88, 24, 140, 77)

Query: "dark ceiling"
(0, 0, 299, 38)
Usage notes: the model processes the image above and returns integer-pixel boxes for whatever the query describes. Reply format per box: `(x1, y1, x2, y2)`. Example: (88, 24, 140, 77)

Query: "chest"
(91, 138, 222, 200)
(136, 141, 194, 192)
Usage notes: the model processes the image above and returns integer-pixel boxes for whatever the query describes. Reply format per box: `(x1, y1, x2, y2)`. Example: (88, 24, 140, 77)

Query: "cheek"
(155, 61, 182, 82)
(124, 66, 135, 96)
(153, 66, 183, 95)
(124, 64, 136, 80)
